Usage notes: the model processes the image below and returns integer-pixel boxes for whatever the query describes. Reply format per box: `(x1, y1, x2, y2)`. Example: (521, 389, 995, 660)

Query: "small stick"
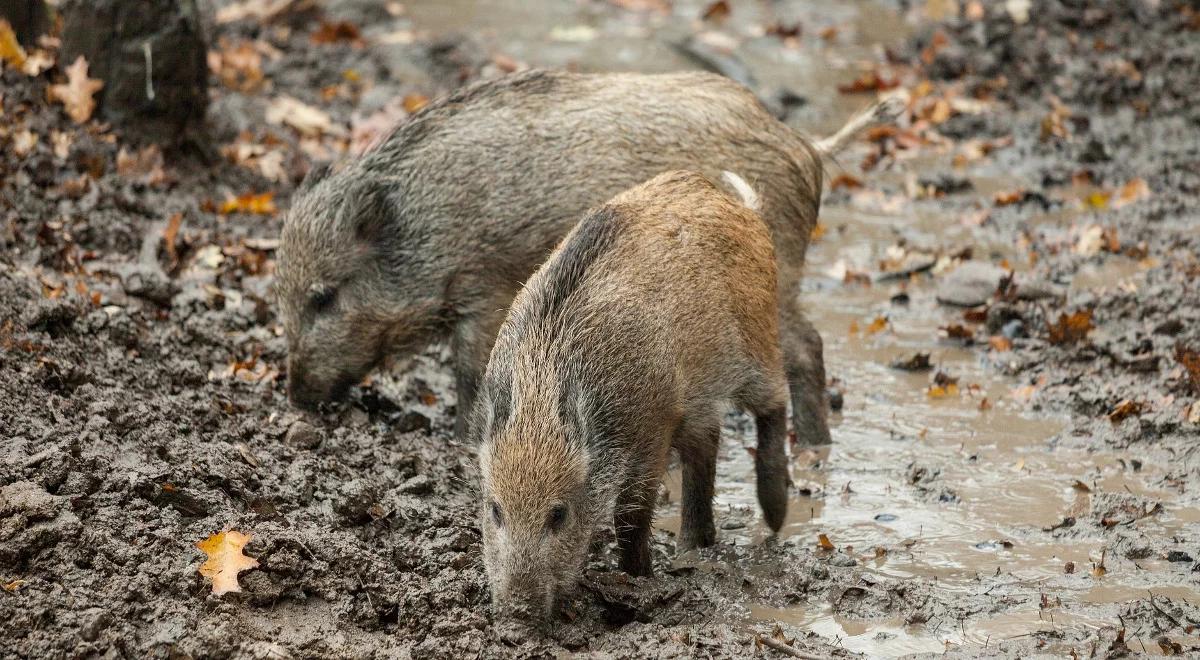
(757, 634, 830, 660)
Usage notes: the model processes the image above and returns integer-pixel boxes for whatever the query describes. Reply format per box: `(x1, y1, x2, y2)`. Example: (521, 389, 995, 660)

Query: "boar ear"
(351, 178, 394, 244)
(297, 161, 332, 192)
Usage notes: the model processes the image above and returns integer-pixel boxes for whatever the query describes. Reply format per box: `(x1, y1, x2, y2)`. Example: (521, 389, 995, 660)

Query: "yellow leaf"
(48, 56, 104, 124)
(196, 530, 259, 596)
(1085, 191, 1110, 210)
(927, 383, 959, 398)
(865, 316, 888, 335)
(817, 533, 835, 551)
(0, 19, 26, 69)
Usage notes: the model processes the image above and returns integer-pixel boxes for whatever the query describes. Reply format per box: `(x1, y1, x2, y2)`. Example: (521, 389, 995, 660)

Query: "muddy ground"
(2, 0, 1199, 658)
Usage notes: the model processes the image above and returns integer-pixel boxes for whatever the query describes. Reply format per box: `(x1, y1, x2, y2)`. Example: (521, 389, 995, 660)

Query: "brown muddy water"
(400, 0, 1200, 656)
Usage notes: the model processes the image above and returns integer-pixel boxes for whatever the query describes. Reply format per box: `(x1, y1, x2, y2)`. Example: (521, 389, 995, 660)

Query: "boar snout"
(286, 356, 356, 411)
(490, 575, 558, 621)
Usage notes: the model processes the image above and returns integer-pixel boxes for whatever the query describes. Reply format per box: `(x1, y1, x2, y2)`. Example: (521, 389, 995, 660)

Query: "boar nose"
(286, 360, 323, 411)
(493, 579, 556, 621)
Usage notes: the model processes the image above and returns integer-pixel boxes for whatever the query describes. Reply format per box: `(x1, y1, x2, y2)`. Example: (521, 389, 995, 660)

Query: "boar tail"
(720, 171, 761, 212)
(812, 91, 907, 156)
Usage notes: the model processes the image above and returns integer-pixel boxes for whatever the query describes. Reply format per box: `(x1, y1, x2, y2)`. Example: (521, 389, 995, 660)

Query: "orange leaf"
(988, 336, 1012, 352)
(817, 533, 835, 551)
(865, 316, 888, 335)
(1107, 399, 1143, 424)
(312, 20, 363, 45)
(220, 192, 277, 215)
(830, 174, 863, 190)
(402, 93, 429, 114)
(837, 69, 899, 94)
(196, 530, 259, 595)
(48, 56, 104, 124)
(701, 0, 730, 21)
(993, 189, 1027, 206)
(1047, 310, 1093, 345)
(1112, 178, 1150, 208)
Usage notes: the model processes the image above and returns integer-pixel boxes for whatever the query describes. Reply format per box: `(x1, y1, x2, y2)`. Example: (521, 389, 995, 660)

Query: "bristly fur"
(278, 68, 891, 442)
(475, 171, 793, 620)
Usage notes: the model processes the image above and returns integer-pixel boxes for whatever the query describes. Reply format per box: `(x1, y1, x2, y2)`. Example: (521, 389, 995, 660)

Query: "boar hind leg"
(676, 420, 719, 551)
(753, 405, 790, 533)
(778, 297, 832, 447)
(451, 304, 508, 439)
(615, 481, 659, 577)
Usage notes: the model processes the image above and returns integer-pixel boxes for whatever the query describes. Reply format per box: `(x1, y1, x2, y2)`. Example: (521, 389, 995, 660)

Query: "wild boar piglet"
(475, 171, 791, 620)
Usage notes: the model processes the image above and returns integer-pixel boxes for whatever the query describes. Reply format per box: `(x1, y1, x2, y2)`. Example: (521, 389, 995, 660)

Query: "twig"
(1148, 591, 1182, 629)
(757, 634, 829, 660)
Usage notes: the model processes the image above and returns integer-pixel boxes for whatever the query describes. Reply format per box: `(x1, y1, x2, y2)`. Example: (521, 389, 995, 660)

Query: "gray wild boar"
(475, 170, 788, 619)
(276, 69, 897, 441)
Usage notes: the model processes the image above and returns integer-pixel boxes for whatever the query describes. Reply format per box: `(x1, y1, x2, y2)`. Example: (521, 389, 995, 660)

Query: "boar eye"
(308, 286, 337, 314)
(546, 503, 568, 532)
(490, 500, 504, 527)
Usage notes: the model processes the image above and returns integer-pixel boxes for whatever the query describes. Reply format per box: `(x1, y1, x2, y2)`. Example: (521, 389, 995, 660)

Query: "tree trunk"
(58, 0, 208, 145)
(0, 0, 51, 45)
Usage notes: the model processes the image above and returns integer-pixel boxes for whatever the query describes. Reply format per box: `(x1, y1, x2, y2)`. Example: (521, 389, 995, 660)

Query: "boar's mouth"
(287, 368, 361, 411)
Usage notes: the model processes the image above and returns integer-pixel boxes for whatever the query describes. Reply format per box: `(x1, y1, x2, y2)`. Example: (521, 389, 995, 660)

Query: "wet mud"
(2, 0, 1199, 658)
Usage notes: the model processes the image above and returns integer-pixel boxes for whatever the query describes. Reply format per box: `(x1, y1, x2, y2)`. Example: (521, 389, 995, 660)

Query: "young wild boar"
(276, 69, 898, 441)
(475, 170, 789, 619)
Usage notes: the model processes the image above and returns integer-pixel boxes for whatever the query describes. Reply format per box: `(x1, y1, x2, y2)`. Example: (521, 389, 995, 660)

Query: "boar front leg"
(615, 479, 659, 577)
(778, 297, 832, 447)
(451, 303, 509, 439)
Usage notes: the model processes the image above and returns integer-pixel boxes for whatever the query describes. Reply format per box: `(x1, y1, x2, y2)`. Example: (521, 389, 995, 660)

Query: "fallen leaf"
(988, 336, 1012, 352)
(1006, 0, 1031, 23)
(978, 397, 992, 410)
(12, 129, 37, 157)
(196, 530, 259, 595)
(830, 173, 863, 190)
(1107, 399, 1143, 424)
(117, 145, 169, 186)
(865, 316, 888, 335)
(1176, 344, 1200, 392)
(838, 69, 899, 94)
(817, 533, 835, 551)
(402, 93, 430, 114)
(1111, 178, 1151, 209)
(216, 0, 304, 24)
(1040, 99, 1070, 142)
(265, 96, 340, 137)
(1047, 310, 1093, 345)
(701, 0, 730, 21)
(810, 223, 827, 241)
(0, 19, 26, 69)
(208, 39, 265, 91)
(2, 579, 24, 592)
(1185, 401, 1200, 425)
(163, 212, 184, 267)
(993, 189, 1027, 206)
(21, 48, 53, 76)
(312, 20, 363, 46)
(48, 56, 104, 124)
(220, 192, 277, 215)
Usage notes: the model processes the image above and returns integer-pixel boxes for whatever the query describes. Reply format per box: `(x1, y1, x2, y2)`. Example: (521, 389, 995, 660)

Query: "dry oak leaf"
(196, 530, 259, 595)
(49, 56, 104, 124)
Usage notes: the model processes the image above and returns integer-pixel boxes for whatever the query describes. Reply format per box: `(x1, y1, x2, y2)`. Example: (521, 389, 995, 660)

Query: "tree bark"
(58, 0, 208, 144)
(0, 0, 51, 45)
